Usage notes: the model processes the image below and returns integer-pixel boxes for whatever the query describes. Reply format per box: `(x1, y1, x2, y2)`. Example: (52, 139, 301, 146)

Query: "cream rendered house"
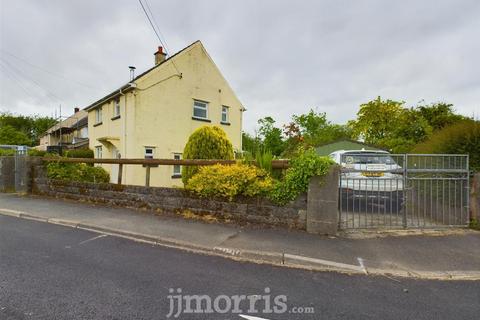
(85, 41, 244, 187)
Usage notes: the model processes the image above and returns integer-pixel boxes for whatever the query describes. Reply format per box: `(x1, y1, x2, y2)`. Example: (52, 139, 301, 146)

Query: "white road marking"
(284, 253, 365, 272)
(357, 257, 368, 274)
(78, 234, 107, 245)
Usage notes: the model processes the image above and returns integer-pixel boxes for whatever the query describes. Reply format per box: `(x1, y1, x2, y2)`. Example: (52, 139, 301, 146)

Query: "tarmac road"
(1, 215, 479, 320)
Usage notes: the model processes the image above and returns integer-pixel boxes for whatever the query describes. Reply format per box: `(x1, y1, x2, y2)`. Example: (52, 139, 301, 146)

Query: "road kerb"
(18, 213, 48, 222)
(0, 208, 25, 217)
(2, 210, 480, 280)
(48, 218, 80, 228)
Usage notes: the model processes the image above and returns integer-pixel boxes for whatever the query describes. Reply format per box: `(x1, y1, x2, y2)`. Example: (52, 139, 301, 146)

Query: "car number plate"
(362, 171, 384, 177)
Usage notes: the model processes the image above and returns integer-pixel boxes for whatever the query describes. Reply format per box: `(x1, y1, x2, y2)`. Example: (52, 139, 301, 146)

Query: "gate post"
(402, 154, 408, 228)
(471, 172, 480, 223)
(306, 167, 340, 235)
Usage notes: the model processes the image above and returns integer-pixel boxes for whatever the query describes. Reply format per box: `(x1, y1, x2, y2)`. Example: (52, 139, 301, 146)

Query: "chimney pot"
(154, 46, 167, 65)
(74, 107, 80, 113)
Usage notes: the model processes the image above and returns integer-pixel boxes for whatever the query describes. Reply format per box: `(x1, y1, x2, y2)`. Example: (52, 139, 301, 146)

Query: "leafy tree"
(348, 97, 435, 152)
(0, 112, 57, 146)
(412, 120, 480, 171)
(386, 108, 433, 153)
(0, 125, 32, 145)
(348, 96, 405, 146)
(257, 117, 286, 156)
(286, 109, 352, 147)
(415, 102, 466, 131)
(32, 116, 57, 143)
(182, 126, 234, 184)
(242, 132, 262, 155)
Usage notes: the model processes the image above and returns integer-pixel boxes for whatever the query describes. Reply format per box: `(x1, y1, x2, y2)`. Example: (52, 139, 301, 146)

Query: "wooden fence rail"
(40, 157, 290, 186)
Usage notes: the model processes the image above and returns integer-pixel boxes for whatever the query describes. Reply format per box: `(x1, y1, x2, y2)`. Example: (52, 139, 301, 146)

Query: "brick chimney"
(154, 46, 167, 65)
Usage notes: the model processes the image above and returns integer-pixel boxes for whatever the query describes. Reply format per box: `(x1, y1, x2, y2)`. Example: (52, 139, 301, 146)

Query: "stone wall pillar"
(306, 167, 340, 235)
(0, 156, 15, 192)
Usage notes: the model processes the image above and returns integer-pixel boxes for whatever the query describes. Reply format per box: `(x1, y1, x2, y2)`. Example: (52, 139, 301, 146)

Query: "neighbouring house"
(315, 139, 384, 156)
(37, 108, 89, 151)
(84, 41, 244, 187)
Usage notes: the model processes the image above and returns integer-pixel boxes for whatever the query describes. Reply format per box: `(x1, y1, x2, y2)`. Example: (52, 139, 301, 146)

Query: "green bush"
(269, 148, 334, 205)
(412, 120, 480, 171)
(182, 126, 234, 184)
(65, 149, 94, 158)
(186, 163, 274, 200)
(0, 149, 15, 156)
(47, 161, 109, 183)
(28, 149, 47, 157)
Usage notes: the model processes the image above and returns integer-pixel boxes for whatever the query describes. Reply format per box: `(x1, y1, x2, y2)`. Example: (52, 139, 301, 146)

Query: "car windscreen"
(342, 153, 397, 165)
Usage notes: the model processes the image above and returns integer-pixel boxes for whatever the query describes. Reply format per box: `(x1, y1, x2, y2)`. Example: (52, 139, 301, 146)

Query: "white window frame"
(95, 146, 102, 159)
(114, 98, 120, 117)
(95, 107, 102, 124)
(221, 106, 229, 123)
(173, 153, 182, 176)
(144, 147, 155, 159)
(79, 127, 88, 138)
(193, 100, 208, 120)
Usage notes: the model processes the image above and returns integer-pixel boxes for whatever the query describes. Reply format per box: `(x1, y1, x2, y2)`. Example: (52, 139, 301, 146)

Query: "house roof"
(44, 110, 88, 135)
(84, 40, 201, 111)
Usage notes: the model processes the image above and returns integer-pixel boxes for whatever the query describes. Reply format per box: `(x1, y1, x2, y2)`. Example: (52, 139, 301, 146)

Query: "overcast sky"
(1, 0, 479, 133)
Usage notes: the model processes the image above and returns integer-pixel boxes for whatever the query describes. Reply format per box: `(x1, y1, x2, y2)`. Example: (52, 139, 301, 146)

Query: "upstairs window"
(173, 153, 182, 177)
(113, 98, 120, 117)
(95, 107, 103, 124)
(221, 106, 229, 123)
(193, 100, 208, 120)
(144, 147, 154, 159)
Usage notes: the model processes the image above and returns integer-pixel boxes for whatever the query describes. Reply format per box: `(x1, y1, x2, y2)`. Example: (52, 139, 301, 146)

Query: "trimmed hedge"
(182, 126, 234, 184)
(65, 149, 94, 158)
(412, 120, 480, 171)
(186, 163, 274, 200)
(47, 161, 109, 183)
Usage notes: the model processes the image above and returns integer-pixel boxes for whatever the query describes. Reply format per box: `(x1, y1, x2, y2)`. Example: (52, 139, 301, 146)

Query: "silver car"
(330, 149, 404, 212)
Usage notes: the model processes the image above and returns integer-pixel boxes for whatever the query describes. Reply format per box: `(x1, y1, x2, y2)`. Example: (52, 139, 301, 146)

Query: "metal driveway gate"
(339, 153, 469, 229)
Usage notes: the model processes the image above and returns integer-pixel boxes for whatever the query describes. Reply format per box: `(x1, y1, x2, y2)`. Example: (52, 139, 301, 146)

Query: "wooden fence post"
(145, 165, 150, 187)
(117, 163, 123, 185)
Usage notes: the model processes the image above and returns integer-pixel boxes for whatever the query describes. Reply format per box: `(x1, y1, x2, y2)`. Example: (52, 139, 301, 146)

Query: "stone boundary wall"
(31, 162, 307, 229)
(0, 156, 15, 192)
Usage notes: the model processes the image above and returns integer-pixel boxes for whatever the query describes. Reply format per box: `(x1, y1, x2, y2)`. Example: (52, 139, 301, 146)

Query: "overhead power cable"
(137, 0, 181, 75)
(0, 61, 39, 101)
(138, 0, 167, 50)
(0, 49, 97, 90)
(0, 57, 62, 103)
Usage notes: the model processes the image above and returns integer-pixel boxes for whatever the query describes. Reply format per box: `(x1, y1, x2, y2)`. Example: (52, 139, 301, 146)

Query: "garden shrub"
(47, 161, 109, 183)
(268, 148, 334, 205)
(65, 149, 94, 158)
(186, 163, 274, 200)
(412, 120, 480, 171)
(0, 149, 15, 156)
(28, 149, 47, 157)
(182, 126, 234, 184)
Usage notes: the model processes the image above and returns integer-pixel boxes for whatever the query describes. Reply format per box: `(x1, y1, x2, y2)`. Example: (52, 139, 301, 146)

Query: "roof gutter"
(84, 83, 136, 111)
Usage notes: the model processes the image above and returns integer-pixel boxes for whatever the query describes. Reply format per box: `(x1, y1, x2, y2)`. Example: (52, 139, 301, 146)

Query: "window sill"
(93, 122, 103, 127)
(220, 121, 231, 126)
(192, 116, 211, 123)
(111, 115, 121, 121)
(171, 174, 182, 179)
